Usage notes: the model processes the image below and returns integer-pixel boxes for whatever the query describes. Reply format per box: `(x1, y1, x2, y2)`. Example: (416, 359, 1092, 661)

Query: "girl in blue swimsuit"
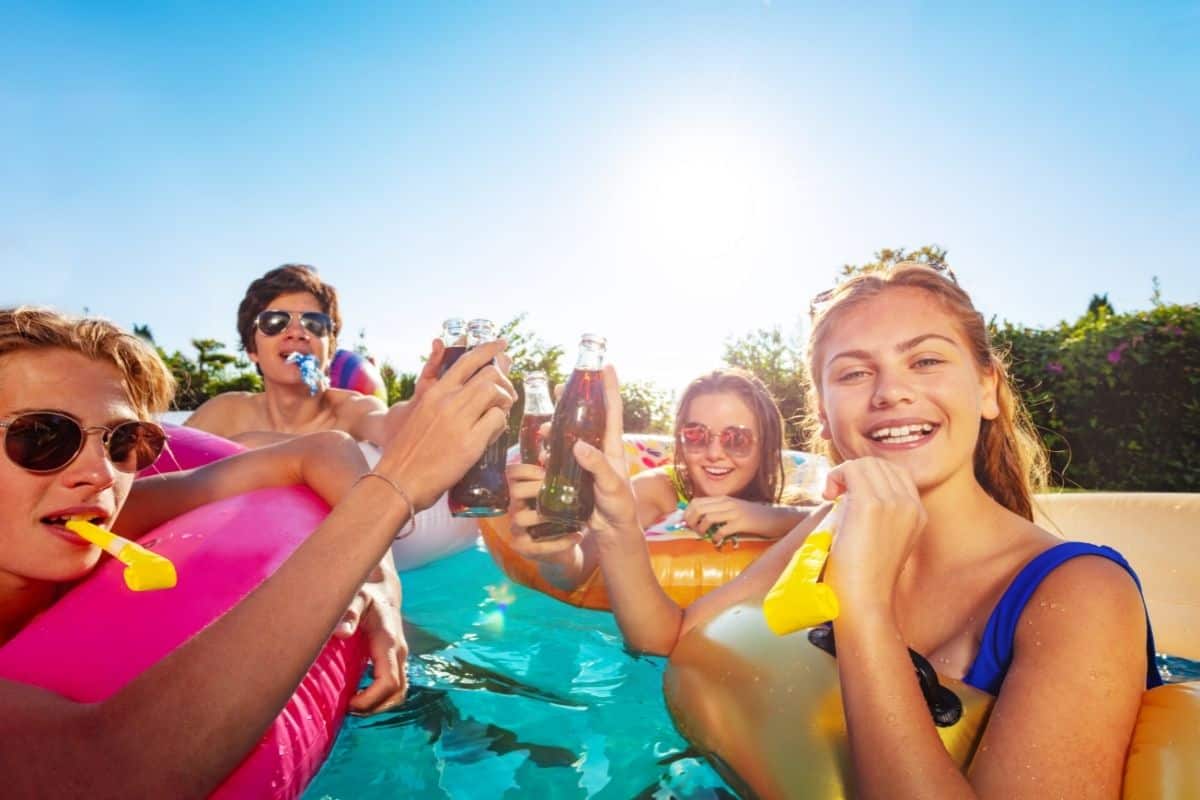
(553, 262, 1158, 799)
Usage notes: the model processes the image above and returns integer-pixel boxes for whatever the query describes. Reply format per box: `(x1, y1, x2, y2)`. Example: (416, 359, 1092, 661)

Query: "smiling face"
(0, 349, 139, 588)
(248, 291, 332, 388)
(678, 391, 762, 498)
(815, 286, 1000, 493)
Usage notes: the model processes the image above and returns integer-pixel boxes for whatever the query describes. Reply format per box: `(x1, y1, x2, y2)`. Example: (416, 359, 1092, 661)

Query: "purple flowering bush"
(992, 303, 1199, 491)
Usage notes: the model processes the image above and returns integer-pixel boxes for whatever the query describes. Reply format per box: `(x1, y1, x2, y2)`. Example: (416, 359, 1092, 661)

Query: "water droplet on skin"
(1035, 640, 1042, 647)
(886, 713, 897, 723)
(1038, 600, 1047, 608)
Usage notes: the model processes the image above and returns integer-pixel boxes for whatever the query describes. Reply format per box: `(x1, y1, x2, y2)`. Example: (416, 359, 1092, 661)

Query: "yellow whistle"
(762, 507, 840, 635)
(66, 518, 177, 591)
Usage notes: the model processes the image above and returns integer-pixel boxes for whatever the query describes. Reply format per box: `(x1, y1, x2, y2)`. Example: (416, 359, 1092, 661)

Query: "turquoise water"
(304, 541, 1199, 800)
(303, 544, 736, 800)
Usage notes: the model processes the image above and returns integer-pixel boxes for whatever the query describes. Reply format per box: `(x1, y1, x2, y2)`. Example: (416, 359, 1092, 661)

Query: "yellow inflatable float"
(479, 434, 825, 610)
(664, 492, 1200, 799)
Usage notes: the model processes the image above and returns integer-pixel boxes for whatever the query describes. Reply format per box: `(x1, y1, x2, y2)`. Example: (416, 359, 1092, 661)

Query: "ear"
(979, 365, 1000, 421)
(247, 349, 259, 367)
(817, 400, 832, 440)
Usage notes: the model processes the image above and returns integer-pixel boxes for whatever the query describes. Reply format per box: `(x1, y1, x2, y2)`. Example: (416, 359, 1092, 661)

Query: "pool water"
(303, 543, 737, 800)
(304, 541, 1199, 800)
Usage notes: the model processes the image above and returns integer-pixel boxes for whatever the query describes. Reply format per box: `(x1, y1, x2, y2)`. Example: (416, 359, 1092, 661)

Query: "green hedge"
(992, 303, 1200, 491)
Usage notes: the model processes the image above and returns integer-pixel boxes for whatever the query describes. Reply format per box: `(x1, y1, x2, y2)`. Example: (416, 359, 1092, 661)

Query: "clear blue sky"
(4, 1, 1197, 397)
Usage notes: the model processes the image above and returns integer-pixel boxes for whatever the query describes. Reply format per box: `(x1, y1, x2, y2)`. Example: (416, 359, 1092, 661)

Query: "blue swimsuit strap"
(963, 541, 1161, 695)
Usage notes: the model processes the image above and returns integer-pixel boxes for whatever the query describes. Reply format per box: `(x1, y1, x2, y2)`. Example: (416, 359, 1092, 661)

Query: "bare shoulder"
(184, 392, 262, 437)
(968, 549, 1149, 796)
(632, 468, 678, 525)
(1021, 551, 1147, 640)
(327, 389, 385, 423)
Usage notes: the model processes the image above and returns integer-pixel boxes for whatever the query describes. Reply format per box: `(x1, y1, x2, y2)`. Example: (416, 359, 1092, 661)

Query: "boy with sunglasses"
(186, 264, 445, 447)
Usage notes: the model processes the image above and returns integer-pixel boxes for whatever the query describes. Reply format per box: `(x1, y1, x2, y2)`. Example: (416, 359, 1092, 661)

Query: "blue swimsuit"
(962, 542, 1163, 695)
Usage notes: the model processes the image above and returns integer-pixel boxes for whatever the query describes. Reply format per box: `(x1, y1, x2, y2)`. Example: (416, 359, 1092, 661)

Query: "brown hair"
(803, 262, 1048, 520)
(672, 368, 787, 503)
(0, 307, 175, 418)
(236, 264, 342, 355)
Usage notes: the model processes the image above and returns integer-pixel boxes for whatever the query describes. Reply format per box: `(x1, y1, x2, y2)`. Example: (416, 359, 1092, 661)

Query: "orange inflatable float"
(664, 492, 1200, 799)
(478, 434, 825, 611)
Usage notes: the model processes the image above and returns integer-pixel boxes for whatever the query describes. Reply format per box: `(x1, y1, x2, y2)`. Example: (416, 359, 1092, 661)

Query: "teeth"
(871, 423, 934, 441)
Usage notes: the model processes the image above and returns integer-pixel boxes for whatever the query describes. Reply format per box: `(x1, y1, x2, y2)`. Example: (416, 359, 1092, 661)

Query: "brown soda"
(449, 318, 510, 518)
(536, 335, 606, 533)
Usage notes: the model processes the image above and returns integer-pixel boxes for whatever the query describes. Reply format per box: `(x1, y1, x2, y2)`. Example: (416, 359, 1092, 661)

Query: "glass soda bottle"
(438, 317, 467, 376)
(536, 334, 607, 532)
(519, 371, 555, 466)
(449, 319, 510, 518)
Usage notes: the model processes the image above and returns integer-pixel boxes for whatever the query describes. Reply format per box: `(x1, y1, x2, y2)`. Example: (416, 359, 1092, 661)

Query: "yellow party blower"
(66, 518, 178, 591)
(762, 506, 839, 635)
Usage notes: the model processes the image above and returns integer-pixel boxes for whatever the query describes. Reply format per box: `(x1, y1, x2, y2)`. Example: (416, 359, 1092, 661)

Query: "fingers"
(600, 365, 625, 461)
(417, 339, 444, 386)
(496, 350, 513, 376)
(573, 439, 626, 493)
(334, 590, 369, 638)
(506, 507, 585, 556)
(506, 463, 545, 504)
(349, 630, 409, 714)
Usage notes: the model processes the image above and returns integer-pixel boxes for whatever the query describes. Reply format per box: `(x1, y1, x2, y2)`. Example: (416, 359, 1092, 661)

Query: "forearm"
(762, 504, 810, 539)
(834, 608, 975, 800)
(594, 525, 684, 655)
(116, 432, 361, 540)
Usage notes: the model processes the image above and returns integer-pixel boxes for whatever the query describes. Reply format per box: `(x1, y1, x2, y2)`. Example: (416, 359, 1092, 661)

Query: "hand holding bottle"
(374, 339, 515, 511)
(561, 365, 641, 541)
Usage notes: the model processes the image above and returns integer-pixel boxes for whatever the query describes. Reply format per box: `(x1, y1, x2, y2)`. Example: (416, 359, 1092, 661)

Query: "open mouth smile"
(868, 423, 937, 445)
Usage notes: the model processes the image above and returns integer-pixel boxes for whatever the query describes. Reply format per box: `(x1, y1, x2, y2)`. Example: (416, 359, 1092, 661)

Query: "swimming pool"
(303, 539, 1199, 799)
(302, 535, 1200, 799)
(303, 543, 737, 799)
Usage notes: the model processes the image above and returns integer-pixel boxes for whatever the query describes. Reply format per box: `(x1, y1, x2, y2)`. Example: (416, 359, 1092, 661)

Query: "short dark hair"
(236, 264, 342, 355)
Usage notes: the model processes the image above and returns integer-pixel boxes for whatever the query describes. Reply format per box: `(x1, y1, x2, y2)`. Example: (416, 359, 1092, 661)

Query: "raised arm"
(0, 340, 515, 798)
(347, 339, 446, 446)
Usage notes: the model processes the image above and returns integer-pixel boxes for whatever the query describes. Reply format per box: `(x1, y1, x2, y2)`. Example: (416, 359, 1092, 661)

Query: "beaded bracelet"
(354, 471, 418, 540)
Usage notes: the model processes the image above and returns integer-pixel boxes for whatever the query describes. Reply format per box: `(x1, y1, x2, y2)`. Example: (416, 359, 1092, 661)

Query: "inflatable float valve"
(66, 518, 178, 591)
(762, 502, 840, 635)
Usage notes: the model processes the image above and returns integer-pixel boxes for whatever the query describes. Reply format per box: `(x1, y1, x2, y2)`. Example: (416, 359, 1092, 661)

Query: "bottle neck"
(574, 345, 605, 372)
(523, 380, 554, 415)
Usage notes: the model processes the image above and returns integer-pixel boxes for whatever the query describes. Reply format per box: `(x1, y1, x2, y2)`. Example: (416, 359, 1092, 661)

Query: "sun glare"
(620, 125, 779, 266)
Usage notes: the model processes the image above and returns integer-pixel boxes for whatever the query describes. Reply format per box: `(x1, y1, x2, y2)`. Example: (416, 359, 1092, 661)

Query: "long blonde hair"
(803, 264, 1047, 519)
(0, 307, 175, 418)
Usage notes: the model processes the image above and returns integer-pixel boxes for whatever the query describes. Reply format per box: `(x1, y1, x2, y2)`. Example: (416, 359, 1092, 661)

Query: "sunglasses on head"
(254, 310, 333, 338)
(679, 422, 756, 458)
(808, 261, 959, 317)
(0, 411, 166, 474)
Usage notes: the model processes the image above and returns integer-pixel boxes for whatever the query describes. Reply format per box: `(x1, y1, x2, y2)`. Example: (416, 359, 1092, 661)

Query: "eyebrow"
(826, 333, 961, 365)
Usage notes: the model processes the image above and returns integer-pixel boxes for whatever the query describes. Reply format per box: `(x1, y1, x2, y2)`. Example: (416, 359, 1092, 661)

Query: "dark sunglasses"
(809, 261, 959, 317)
(679, 422, 756, 459)
(0, 411, 166, 474)
(254, 310, 333, 338)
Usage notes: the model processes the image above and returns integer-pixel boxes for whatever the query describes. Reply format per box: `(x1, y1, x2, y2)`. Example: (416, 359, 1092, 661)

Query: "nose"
(871, 367, 915, 409)
(283, 316, 309, 338)
(704, 435, 725, 460)
(62, 430, 118, 491)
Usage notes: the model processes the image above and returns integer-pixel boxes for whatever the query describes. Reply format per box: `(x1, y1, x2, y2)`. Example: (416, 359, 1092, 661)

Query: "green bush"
(993, 303, 1200, 491)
